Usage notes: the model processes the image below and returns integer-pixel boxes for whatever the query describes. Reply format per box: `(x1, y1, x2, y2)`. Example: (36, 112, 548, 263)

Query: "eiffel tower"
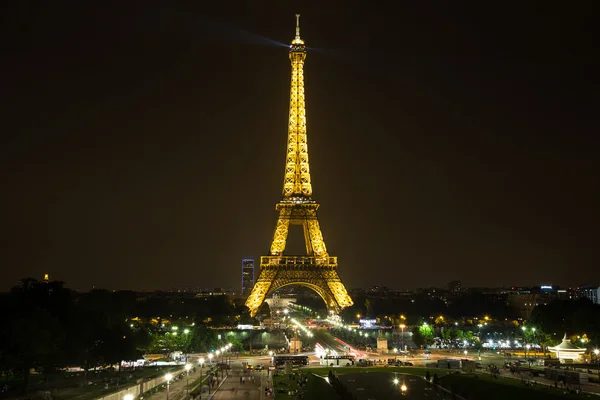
(245, 15, 353, 317)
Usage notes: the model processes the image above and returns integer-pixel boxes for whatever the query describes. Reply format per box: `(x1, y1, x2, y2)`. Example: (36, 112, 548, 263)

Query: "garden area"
(272, 371, 339, 399)
(438, 373, 594, 400)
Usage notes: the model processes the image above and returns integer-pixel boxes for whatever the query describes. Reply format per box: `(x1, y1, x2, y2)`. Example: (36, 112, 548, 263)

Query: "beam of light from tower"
(198, 16, 287, 47)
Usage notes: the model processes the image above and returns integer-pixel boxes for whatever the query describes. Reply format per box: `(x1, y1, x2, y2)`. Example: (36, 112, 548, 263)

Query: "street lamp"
(207, 354, 213, 395)
(399, 324, 406, 351)
(165, 374, 173, 400)
(393, 348, 398, 361)
(400, 384, 407, 393)
(183, 329, 190, 362)
(185, 364, 191, 399)
(198, 358, 205, 398)
(594, 349, 599, 375)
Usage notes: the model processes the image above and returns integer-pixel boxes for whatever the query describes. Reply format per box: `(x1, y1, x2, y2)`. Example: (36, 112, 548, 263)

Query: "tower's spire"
(284, 14, 310, 198)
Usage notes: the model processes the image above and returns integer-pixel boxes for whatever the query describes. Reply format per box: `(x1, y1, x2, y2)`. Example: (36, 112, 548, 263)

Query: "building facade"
(241, 259, 255, 296)
(578, 285, 600, 304)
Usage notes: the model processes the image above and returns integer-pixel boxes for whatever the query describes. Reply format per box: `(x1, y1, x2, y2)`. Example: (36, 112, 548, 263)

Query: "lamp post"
(399, 324, 406, 351)
(165, 373, 173, 400)
(531, 328, 537, 358)
(207, 354, 213, 395)
(198, 358, 205, 400)
(183, 329, 190, 363)
(521, 326, 527, 357)
(393, 348, 398, 362)
(185, 364, 191, 399)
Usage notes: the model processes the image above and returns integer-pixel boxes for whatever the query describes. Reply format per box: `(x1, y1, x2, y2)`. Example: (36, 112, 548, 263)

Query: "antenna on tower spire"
(295, 14, 301, 40)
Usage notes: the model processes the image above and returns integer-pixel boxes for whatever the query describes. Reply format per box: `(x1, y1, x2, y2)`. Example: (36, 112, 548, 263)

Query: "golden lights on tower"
(245, 15, 353, 317)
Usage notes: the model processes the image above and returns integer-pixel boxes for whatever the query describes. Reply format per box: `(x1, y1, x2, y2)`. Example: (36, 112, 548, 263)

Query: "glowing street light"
(399, 324, 406, 350)
(164, 374, 173, 400)
(401, 384, 407, 392)
(198, 357, 205, 394)
(185, 364, 191, 398)
(393, 378, 399, 385)
(124, 394, 133, 400)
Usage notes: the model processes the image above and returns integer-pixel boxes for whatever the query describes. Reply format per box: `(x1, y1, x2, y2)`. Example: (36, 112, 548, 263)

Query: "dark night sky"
(1, 2, 598, 292)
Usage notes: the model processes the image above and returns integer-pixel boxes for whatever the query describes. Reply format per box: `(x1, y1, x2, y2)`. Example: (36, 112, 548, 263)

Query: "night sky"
(1, 2, 598, 292)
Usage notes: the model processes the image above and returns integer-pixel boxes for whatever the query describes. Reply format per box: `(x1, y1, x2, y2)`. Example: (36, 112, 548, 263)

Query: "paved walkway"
(143, 367, 208, 400)
(208, 362, 272, 400)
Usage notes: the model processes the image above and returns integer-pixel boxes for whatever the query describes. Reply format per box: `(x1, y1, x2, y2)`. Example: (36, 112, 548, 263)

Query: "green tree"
(412, 323, 434, 348)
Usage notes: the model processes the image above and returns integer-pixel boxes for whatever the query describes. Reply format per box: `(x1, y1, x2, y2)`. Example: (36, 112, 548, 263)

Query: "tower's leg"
(245, 268, 277, 317)
(270, 207, 292, 256)
(305, 209, 328, 257)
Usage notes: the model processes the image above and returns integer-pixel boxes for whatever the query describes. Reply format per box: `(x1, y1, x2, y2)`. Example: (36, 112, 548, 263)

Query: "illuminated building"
(245, 15, 353, 317)
(241, 258, 255, 295)
(548, 334, 585, 362)
(577, 285, 600, 304)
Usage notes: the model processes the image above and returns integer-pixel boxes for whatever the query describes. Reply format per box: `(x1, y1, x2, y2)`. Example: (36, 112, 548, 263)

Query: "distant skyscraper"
(241, 259, 255, 295)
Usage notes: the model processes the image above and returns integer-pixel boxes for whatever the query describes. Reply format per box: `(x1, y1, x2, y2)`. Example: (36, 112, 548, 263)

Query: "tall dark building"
(241, 259, 255, 296)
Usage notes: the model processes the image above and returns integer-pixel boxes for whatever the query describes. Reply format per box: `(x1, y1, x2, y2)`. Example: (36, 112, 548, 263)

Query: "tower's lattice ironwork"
(245, 15, 353, 317)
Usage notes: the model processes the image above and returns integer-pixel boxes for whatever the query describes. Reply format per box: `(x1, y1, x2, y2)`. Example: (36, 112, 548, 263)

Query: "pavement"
(208, 361, 272, 400)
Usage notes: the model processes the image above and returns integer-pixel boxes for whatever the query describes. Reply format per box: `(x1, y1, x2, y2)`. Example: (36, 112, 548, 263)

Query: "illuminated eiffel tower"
(245, 15, 353, 317)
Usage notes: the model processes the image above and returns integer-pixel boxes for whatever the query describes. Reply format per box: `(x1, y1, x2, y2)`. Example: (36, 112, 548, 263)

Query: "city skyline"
(1, 3, 597, 292)
(3, 272, 593, 295)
